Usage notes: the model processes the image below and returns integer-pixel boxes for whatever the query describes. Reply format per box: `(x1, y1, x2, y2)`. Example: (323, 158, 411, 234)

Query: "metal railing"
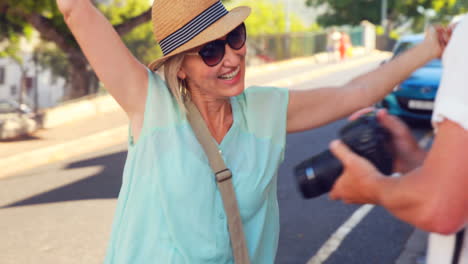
(247, 26, 365, 62)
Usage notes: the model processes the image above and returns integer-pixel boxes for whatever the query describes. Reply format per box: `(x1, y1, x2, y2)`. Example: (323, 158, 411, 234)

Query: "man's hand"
(375, 109, 426, 172)
(328, 140, 384, 204)
(348, 108, 426, 173)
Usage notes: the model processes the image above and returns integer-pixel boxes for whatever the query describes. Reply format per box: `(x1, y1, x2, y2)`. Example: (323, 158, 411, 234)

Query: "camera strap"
(185, 99, 250, 264)
(452, 229, 465, 264)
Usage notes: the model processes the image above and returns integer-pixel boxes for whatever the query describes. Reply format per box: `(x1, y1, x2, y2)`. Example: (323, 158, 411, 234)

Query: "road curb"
(0, 126, 127, 180)
(395, 229, 428, 264)
(42, 95, 121, 129)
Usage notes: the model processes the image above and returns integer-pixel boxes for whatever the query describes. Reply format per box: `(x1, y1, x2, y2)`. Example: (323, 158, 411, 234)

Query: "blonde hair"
(163, 54, 187, 112)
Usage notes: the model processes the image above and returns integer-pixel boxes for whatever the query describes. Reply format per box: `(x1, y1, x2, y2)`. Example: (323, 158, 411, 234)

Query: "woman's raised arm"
(57, 0, 148, 116)
(286, 26, 449, 133)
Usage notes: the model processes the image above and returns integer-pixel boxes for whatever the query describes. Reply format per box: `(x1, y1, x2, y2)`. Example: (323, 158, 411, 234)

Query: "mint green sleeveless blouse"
(104, 69, 289, 263)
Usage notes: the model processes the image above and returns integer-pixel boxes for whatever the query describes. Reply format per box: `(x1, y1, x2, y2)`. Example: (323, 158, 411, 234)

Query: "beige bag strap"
(186, 100, 250, 264)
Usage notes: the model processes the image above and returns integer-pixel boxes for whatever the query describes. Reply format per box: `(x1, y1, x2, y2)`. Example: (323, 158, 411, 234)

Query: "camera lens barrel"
(295, 150, 343, 199)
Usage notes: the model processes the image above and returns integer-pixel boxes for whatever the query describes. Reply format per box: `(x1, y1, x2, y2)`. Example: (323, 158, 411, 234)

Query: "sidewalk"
(0, 50, 427, 263)
(0, 109, 128, 179)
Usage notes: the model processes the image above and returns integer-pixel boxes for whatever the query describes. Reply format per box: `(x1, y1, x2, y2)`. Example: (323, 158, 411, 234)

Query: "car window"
(393, 41, 419, 57)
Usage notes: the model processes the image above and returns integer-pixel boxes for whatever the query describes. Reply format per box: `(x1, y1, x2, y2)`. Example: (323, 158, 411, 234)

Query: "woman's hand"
(347, 107, 426, 173)
(424, 25, 452, 58)
(56, 0, 78, 17)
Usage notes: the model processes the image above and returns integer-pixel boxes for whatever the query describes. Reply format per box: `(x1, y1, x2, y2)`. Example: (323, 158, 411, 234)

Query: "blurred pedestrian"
(56, 0, 450, 262)
(329, 15, 467, 264)
(338, 31, 351, 60)
(326, 28, 341, 62)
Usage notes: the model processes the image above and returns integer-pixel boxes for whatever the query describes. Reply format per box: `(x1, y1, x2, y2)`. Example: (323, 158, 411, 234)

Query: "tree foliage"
(99, 0, 160, 65)
(0, 0, 152, 99)
(306, 0, 467, 32)
(1, 0, 315, 100)
(227, 0, 311, 36)
(0, 0, 239, 99)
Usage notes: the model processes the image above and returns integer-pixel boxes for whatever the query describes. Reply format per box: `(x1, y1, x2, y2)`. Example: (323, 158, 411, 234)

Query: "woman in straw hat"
(57, 0, 449, 262)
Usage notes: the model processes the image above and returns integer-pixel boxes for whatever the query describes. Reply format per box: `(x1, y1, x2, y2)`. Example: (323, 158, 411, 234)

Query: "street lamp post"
(417, 6, 437, 30)
(33, 52, 39, 113)
(285, 0, 291, 33)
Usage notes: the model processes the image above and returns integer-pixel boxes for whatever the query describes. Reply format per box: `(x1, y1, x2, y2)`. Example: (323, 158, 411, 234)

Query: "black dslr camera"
(294, 113, 394, 199)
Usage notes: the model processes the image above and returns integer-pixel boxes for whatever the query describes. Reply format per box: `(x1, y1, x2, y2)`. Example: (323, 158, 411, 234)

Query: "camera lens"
(295, 150, 343, 198)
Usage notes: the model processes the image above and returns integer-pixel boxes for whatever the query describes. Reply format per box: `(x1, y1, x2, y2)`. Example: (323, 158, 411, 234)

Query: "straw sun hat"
(148, 0, 251, 70)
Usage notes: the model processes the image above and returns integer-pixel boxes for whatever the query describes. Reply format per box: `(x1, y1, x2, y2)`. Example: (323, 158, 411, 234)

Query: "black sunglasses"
(189, 23, 246, 67)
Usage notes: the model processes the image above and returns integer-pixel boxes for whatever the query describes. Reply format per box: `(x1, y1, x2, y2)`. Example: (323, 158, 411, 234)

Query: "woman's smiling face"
(177, 36, 247, 101)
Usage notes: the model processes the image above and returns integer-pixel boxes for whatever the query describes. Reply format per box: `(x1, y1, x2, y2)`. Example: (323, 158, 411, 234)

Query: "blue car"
(379, 34, 442, 124)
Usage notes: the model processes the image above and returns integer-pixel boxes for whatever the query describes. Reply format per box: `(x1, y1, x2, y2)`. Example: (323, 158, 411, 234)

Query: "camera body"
(294, 113, 394, 199)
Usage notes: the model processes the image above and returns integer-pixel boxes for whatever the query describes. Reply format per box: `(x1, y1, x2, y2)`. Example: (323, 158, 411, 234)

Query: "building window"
(0, 67, 5, 85)
(25, 77, 34, 93)
(10, 84, 17, 96)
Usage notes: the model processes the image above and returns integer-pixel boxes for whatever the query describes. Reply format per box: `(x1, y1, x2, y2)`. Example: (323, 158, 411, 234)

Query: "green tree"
(227, 0, 309, 36)
(0, 0, 152, 99)
(99, 0, 161, 65)
(306, 0, 466, 32)
(434, 0, 468, 23)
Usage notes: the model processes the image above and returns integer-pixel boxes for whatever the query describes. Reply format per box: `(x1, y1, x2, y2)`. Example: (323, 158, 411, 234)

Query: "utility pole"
(283, 0, 291, 59)
(381, 0, 388, 34)
(33, 52, 39, 113)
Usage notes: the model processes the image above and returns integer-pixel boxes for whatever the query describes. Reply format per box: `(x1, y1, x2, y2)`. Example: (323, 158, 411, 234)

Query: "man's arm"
(329, 119, 468, 234)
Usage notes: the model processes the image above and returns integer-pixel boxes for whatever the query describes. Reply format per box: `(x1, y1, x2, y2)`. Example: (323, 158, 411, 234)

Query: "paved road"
(274, 60, 431, 264)
(0, 53, 432, 264)
(0, 124, 429, 264)
(276, 121, 425, 264)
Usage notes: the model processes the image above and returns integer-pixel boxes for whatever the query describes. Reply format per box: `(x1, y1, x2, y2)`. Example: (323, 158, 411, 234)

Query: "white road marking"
(307, 130, 434, 263)
(307, 204, 375, 264)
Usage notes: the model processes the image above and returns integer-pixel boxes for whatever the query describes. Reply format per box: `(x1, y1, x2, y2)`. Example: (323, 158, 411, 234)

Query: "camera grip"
(294, 113, 394, 199)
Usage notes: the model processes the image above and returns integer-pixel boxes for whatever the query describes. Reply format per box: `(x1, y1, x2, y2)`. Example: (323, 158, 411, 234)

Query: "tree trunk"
(67, 66, 90, 99)
(16, 64, 28, 106)
(67, 56, 93, 99)
(18, 73, 25, 105)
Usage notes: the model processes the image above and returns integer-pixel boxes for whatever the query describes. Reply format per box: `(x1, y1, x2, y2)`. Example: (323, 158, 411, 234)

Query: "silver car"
(0, 99, 38, 140)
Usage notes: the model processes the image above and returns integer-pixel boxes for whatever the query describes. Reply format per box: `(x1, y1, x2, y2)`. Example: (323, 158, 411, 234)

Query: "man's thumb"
(329, 140, 352, 164)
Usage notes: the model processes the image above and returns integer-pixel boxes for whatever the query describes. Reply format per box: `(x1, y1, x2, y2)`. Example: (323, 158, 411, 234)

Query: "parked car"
(377, 34, 442, 125)
(0, 99, 38, 140)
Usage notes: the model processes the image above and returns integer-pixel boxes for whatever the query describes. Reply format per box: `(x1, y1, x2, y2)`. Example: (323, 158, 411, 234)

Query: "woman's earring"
(179, 79, 188, 99)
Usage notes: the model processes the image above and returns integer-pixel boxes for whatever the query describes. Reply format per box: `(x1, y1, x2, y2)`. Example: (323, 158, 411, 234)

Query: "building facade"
(0, 47, 65, 110)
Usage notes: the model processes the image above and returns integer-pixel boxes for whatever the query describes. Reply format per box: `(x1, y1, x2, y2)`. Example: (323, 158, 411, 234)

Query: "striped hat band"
(159, 1, 228, 55)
